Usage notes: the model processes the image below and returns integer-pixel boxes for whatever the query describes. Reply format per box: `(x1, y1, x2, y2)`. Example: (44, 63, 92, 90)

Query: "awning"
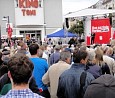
(65, 8, 115, 18)
(47, 29, 77, 38)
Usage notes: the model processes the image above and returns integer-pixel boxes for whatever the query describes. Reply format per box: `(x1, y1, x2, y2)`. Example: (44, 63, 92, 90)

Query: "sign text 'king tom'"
(18, 0, 39, 16)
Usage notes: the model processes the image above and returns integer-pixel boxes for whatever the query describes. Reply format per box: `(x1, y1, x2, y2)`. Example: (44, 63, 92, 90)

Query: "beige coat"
(103, 55, 115, 75)
(42, 61, 70, 98)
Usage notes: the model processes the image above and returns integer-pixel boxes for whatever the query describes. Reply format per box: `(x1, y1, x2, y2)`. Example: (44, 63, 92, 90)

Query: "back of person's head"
(64, 48, 72, 53)
(95, 48, 103, 62)
(8, 53, 34, 85)
(106, 47, 113, 55)
(19, 41, 27, 50)
(60, 51, 71, 64)
(29, 43, 39, 55)
(42, 43, 48, 49)
(55, 45, 61, 51)
(40, 45, 45, 51)
(73, 50, 88, 63)
(38, 49, 43, 58)
(80, 46, 86, 51)
(87, 49, 95, 62)
(84, 74, 115, 98)
(2, 49, 10, 55)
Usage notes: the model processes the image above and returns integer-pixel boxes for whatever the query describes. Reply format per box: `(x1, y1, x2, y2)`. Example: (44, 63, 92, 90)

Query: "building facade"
(0, 0, 63, 42)
(90, 0, 115, 9)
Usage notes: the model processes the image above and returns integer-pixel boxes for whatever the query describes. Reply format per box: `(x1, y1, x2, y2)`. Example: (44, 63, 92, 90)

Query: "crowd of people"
(0, 38, 115, 98)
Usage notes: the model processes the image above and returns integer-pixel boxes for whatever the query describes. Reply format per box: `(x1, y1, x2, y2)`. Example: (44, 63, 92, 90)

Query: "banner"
(91, 18, 111, 44)
(6, 23, 13, 38)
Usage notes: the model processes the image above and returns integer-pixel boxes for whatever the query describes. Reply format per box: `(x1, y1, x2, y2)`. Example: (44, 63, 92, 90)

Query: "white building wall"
(0, 0, 63, 42)
(0, 0, 15, 35)
(44, 0, 63, 35)
(84, 17, 91, 43)
(15, 8, 44, 25)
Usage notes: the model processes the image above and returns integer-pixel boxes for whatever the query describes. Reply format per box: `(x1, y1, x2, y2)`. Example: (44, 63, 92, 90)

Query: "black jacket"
(84, 74, 115, 98)
(0, 73, 41, 95)
(57, 63, 94, 98)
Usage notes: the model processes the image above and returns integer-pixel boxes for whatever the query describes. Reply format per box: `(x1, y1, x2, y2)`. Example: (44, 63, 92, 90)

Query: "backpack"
(78, 71, 87, 98)
(101, 63, 110, 75)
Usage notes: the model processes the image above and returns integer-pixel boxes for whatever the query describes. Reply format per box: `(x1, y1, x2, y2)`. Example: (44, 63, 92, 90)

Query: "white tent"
(65, 8, 115, 18)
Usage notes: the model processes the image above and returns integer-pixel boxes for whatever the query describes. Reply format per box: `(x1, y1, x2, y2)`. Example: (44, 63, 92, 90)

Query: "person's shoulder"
(86, 71, 95, 80)
(38, 58, 47, 63)
(32, 93, 44, 98)
(60, 69, 70, 78)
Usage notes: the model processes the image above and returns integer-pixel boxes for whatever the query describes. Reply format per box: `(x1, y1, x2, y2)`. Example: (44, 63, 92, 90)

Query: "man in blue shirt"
(1, 53, 44, 98)
(29, 43, 50, 98)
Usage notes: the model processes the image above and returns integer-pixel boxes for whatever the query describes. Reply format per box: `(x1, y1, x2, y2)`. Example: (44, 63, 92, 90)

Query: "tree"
(108, 7, 112, 26)
(68, 20, 84, 36)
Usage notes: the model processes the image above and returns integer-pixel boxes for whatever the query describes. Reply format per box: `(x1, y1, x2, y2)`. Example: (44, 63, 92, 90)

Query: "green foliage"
(68, 20, 84, 35)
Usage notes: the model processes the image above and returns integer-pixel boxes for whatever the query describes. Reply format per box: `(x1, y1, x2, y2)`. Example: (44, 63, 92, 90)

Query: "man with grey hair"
(42, 51, 71, 98)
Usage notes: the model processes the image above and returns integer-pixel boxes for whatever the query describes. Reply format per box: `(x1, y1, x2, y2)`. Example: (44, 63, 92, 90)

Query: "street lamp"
(3, 16, 10, 24)
(2, 16, 12, 47)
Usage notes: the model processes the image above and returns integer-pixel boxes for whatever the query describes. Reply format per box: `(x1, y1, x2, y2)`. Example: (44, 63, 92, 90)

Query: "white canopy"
(65, 8, 115, 18)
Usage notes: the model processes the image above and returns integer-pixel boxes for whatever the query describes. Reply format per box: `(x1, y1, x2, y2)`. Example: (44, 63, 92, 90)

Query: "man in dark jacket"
(91, 32, 95, 44)
(57, 50, 94, 98)
(0, 73, 40, 95)
(84, 74, 115, 98)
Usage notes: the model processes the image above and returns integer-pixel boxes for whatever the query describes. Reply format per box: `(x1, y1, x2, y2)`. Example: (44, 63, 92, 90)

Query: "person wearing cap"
(50, 45, 61, 65)
(84, 74, 115, 98)
(2, 49, 10, 65)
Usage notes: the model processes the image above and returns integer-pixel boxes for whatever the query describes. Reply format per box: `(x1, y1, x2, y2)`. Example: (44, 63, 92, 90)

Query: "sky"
(62, 0, 99, 15)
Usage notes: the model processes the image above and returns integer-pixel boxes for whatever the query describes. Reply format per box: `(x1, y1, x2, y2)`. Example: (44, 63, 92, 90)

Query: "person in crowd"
(0, 53, 41, 95)
(57, 50, 94, 98)
(38, 49, 43, 58)
(86, 49, 101, 79)
(101, 45, 115, 75)
(112, 46, 115, 60)
(91, 32, 95, 44)
(95, 47, 110, 75)
(68, 37, 75, 46)
(110, 39, 115, 47)
(58, 38, 62, 45)
(50, 45, 61, 65)
(2, 49, 10, 65)
(29, 43, 50, 98)
(106, 47, 115, 60)
(84, 74, 115, 98)
(80, 46, 87, 51)
(0, 53, 44, 98)
(0, 52, 3, 66)
(40, 44, 49, 63)
(42, 51, 71, 98)
(16, 41, 27, 54)
(47, 39, 53, 45)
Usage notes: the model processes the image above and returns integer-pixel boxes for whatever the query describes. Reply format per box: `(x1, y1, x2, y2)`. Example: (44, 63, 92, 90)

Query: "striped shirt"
(0, 88, 44, 98)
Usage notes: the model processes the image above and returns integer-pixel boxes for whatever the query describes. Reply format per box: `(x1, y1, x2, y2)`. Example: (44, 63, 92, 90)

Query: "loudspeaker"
(65, 18, 69, 28)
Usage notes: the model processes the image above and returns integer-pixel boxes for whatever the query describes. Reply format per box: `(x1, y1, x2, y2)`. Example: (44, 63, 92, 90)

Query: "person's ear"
(8, 71, 12, 79)
(80, 59, 84, 64)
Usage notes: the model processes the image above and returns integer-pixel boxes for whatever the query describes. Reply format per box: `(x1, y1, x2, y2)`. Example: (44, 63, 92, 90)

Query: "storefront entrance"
(20, 30, 41, 41)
